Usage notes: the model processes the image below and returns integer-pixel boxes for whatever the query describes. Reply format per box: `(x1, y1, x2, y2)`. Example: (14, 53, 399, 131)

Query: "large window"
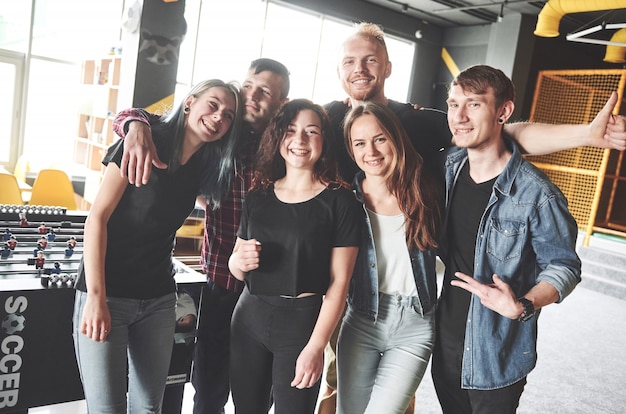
(179, 0, 266, 86)
(0, 55, 20, 164)
(4, 0, 415, 174)
(0, 0, 31, 54)
(0, 0, 125, 171)
(22, 58, 82, 166)
(179, 0, 415, 105)
(30, 0, 124, 61)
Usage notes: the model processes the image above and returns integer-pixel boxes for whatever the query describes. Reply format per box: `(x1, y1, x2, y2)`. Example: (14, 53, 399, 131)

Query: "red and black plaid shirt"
(113, 110, 258, 292)
(200, 130, 259, 292)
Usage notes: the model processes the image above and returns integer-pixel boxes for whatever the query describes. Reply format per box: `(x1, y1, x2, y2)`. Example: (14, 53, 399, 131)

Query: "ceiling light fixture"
(567, 22, 626, 46)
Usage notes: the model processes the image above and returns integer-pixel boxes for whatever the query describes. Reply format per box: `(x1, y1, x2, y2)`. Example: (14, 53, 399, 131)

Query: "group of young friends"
(71, 22, 626, 414)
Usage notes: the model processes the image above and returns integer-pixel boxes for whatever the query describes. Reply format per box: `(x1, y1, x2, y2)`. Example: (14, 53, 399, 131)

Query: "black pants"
(230, 288, 322, 414)
(431, 340, 526, 414)
(191, 281, 241, 414)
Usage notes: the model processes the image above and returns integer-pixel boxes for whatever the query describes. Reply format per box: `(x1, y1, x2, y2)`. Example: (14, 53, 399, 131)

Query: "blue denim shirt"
(347, 171, 438, 320)
(442, 139, 581, 390)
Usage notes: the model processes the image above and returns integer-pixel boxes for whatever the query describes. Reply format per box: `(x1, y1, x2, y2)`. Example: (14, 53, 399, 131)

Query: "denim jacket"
(347, 171, 439, 320)
(441, 138, 581, 390)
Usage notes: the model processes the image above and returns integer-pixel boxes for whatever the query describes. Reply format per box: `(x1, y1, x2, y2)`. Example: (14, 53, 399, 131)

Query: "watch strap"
(517, 297, 535, 322)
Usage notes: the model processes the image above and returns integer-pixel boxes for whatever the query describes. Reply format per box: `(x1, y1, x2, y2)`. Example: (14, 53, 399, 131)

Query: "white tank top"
(366, 208, 417, 296)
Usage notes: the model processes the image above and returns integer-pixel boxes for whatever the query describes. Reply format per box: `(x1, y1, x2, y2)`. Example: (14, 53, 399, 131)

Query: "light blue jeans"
(336, 292, 435, 414)
(73, 290, 177, 414)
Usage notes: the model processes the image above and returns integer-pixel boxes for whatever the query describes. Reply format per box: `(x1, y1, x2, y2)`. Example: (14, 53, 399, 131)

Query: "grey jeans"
(73, 290, 176, 413)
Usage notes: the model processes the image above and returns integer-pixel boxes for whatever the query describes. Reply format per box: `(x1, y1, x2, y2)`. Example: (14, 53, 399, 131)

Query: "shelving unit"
(73, 56, 122, 205)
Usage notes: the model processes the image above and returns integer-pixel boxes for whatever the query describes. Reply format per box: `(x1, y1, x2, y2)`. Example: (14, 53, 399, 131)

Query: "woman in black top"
(228, 99, 361, 414)
(73, 79, 243, 413)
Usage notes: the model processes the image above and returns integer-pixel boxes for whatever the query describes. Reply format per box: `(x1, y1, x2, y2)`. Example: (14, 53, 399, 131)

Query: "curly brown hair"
(252, 99, 346, 191)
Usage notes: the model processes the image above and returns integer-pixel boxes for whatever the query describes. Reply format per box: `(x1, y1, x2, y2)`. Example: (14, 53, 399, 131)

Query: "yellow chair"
(0, 173, 25, 205)
(29, 169, 77, 210)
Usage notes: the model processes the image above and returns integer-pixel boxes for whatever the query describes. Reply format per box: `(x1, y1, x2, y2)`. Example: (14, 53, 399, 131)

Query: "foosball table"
(0, 205, 84, 288)
(0, 205, 205, 413)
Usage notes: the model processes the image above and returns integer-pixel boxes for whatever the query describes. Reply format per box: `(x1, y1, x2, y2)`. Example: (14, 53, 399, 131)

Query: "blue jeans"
(336, 292, 435, 414)
(73, 290, 177, 413)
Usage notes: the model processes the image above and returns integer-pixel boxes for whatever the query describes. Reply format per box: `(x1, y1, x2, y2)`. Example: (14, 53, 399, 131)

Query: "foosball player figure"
(65, 236, 77, 257)
(33, 241, 45, 257)
(7, 236, 17, 250)
(1, 246, 10, 259)
(35, 250, 45, 269)
(37, 236, 48, 250)
(47, 228, 56, 242)
(51, 261, 62, 275)
(2, 229, 11, 242)
(19, 212, 28, 227)
(38, 222, 47, 234)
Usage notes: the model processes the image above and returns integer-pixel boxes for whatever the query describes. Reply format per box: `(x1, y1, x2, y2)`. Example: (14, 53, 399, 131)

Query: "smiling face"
(241, 69, 288, 133)
(338, 36, 392, 104)
(349, 113, 395, 178)
(446, 84, 510, 151)
(186, 86, 236, 145)
(279, 109, 324, 172)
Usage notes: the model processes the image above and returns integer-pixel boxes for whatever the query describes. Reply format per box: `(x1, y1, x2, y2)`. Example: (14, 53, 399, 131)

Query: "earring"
(498, 117, 505, 124)
(184, 107, 190, 114)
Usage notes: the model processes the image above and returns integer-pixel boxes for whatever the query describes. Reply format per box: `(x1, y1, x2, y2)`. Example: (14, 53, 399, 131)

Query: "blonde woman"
(73, 79, 243, 413)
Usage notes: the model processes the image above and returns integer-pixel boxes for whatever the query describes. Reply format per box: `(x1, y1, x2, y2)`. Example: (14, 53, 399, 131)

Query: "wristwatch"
(517, 297, 536, 322)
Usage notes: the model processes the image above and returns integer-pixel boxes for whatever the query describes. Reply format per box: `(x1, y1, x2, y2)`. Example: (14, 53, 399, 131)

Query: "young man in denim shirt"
(433, 65, 582, 414)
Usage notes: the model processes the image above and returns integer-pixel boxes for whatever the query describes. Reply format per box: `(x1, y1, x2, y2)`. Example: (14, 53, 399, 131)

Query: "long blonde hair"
(153, 79, 244, 209)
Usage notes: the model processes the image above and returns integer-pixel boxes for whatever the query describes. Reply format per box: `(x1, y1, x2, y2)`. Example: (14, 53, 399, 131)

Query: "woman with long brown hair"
(337, 102, 442, 414)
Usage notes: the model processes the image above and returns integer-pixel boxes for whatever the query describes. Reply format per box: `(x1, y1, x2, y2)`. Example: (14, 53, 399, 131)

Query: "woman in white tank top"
(336, 102, 442, 414)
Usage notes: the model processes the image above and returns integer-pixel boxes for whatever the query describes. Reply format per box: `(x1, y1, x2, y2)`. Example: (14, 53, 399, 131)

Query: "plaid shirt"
(113, 109, 257, 292)
(112, 108, 158, 136)
(200, 130, 259, 292)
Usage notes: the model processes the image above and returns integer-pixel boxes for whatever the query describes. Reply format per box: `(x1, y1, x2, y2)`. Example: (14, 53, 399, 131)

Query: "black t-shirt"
(75, 135, 203, 299)
(437, 162, 496, 347)
(324, 100, 451, 183)
(237, 185, 362, 296)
